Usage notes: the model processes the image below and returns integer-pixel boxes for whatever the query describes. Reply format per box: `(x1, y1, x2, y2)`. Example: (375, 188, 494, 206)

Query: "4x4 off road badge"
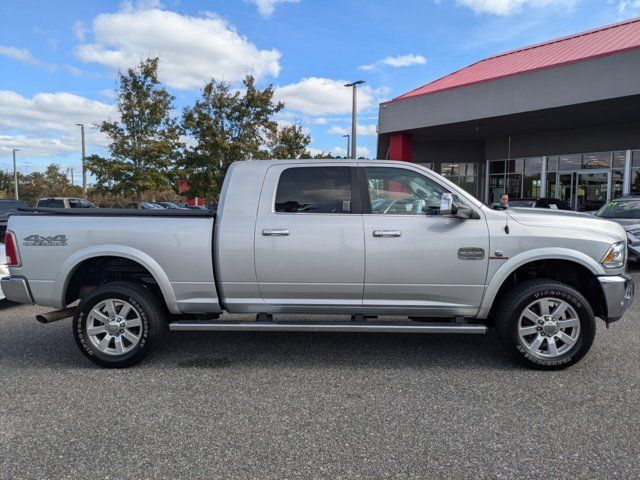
(23, 234, 68, 246)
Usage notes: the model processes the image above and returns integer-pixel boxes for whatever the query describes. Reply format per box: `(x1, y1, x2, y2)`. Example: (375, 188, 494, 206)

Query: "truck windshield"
(595, 200, 640, 219)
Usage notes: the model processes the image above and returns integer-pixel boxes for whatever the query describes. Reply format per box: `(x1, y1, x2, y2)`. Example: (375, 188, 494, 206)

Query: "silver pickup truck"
(2, 160, 634, 369)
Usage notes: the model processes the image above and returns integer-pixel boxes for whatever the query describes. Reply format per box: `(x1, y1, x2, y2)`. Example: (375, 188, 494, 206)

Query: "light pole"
(344, 80, 364, 159)
(76, 123, 87, 198)
(342, 134, 350, 158)
(12, 149, 19, 200)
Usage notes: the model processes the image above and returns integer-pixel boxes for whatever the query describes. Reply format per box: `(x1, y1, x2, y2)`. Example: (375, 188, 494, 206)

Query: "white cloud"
(275, 77, 386, 115)
(617, 0, 640, 13)
(328, 124, 377, 136)
(332, 146, 370, 158)
(0, 91, 114, 158)
(454, 0, 573, 15)
(247, 0, 300, 17)
(0, 45, 39, 65)
(75, 6, 282, 89)
(359, 53, 426, 72)
(72, 20, 89, 41)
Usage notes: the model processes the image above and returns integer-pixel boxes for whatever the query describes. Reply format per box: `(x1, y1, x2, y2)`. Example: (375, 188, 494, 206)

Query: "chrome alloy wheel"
(518, 297, 581, 358)
(86, 299, 143, 356)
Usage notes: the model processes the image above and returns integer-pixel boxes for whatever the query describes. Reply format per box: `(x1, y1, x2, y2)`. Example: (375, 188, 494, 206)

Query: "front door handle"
(262, 228, 290, 236)
(372, 230, 402, 238)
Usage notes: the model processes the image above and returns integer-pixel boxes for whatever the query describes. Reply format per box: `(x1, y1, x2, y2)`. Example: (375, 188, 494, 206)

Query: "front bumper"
(0, 275, 34, 304)
(598, 274, 634, 323)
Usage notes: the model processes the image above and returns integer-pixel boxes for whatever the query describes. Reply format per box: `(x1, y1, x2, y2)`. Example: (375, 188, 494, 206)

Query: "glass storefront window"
(631, 169, 640, 195)
(441, 163, 477, 197)
(523, 174, 541, 198)
(632, 151, 640, 168)
(613, 152, 626, 169)
(612, 170, 624, 199)
(524, 157, 542, 173)
(489, 175, 505, 203)
(547, 156, 558, 172)
(546, 172, 557, 198)
(582, 152, 611, 169)
(505, 174, 522, 197)
(558, 155, 581, 170)
(489, 160, 505, 174)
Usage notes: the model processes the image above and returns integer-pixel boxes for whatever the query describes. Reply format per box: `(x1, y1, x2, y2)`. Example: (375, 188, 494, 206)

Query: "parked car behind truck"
(2, 160, 634, 369)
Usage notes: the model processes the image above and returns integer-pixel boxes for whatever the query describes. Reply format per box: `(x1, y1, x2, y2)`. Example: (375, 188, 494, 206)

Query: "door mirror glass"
(440, 193, 454, 216)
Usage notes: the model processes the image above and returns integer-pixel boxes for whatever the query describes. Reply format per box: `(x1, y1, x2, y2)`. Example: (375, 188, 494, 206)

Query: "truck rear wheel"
(495, 280, 596, 370)
(73, 281, 167, 368)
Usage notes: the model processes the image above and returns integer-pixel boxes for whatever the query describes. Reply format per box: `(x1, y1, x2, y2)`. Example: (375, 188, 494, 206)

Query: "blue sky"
(0, 0, 638, 179)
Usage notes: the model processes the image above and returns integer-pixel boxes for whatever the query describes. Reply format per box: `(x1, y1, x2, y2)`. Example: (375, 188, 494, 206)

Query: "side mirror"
(440, 192, 473, 219)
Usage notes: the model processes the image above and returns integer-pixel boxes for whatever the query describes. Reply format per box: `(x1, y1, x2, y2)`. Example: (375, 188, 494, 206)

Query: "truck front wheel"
(73, 281, 167, 368)
(495, 280, 596, 370)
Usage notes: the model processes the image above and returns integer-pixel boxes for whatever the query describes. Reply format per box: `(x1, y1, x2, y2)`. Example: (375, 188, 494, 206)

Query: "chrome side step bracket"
(168, 321, 487, 334)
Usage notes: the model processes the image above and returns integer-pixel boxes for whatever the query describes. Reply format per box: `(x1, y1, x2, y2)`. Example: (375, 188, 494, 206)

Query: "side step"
(168, 321, 487, 334)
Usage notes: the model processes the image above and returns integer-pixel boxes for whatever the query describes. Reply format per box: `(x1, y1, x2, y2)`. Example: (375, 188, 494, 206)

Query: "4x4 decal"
(23, 234, 68, 247)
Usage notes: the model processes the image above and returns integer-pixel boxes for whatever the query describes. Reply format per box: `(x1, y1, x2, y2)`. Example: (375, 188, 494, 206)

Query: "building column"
(540, 156, 547, 197)
(484, 160, 490, 204)
(389, 133, 413, 162)
(623, 149, 632, 195)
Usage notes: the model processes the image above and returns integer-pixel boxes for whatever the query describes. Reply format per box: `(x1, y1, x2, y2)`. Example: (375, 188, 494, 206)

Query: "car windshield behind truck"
(595, 200, 640, 219)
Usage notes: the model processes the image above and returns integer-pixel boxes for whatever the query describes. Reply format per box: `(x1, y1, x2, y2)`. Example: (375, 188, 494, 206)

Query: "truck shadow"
(164, 329, 514, 371)
(0, 318, 517, 371)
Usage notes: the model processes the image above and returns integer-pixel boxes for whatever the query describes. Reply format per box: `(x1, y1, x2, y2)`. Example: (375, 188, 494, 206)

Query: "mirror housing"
(440, 192, 473, 219)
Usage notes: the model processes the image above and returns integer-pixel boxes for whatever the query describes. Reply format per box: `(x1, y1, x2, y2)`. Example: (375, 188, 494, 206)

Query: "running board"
(168, 321, 487, 334)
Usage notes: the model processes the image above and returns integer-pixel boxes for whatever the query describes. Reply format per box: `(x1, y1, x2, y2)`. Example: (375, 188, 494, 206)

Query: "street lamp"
(75, 123, 87, 198)
(344, 80, 365, 159)
(342, 134, 350, 158)
(12, 149, 19, 200)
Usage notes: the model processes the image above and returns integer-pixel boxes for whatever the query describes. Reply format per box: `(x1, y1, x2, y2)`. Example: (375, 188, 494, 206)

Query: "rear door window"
(275, 167, 353, 214)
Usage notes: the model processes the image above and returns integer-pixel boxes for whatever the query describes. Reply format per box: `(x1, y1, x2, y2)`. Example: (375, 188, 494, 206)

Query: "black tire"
(73, 281, 167, 368)
(495, 279, 596, 370)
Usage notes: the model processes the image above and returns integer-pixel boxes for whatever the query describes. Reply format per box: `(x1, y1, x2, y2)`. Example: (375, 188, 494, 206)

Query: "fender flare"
(54, 244, 180, 314)
(477, 247, 606, 319)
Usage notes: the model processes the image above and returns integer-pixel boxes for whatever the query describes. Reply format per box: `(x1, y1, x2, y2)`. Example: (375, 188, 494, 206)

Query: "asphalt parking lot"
(1, 269, 639, 479)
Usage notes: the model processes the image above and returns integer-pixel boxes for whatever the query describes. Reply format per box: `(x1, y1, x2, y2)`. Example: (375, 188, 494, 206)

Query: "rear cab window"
(275, 167, 354, 214)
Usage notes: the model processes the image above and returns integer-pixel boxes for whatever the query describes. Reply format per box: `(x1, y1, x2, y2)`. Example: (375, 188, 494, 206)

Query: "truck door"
(361, 165, 489, 316)
(254, 164, 365, 308)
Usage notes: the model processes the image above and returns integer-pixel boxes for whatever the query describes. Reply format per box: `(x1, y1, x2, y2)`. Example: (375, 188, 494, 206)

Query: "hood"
(599, 217, 640, 227)
(505, 207, 626, 240)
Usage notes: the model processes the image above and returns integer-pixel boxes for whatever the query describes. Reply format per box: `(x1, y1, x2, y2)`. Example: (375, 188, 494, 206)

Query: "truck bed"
(18, 207, 214, 217)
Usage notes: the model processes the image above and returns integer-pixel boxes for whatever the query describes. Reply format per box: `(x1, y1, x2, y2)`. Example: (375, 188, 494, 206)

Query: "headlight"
(601, 241, 626, 269)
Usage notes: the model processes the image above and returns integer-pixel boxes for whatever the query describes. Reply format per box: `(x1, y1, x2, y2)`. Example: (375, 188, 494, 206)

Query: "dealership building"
(377, 17, 640, 210)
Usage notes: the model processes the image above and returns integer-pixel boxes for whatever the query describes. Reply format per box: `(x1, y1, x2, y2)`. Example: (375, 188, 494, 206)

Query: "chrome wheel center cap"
(106, 320, 121, 335)
(542, 321, 559, 336)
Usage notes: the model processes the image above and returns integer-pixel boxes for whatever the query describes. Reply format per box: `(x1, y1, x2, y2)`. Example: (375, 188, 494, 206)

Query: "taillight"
(5, 231, 21, 267)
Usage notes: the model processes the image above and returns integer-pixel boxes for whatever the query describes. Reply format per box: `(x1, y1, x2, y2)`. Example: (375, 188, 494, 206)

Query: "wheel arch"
(55, 245, 180, 314)
(478, 249, 607, 322)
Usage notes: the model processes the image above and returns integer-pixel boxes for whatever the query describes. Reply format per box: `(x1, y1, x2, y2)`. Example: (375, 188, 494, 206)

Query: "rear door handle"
(372, 230, 402, 238)
(262, 228, 290, 236)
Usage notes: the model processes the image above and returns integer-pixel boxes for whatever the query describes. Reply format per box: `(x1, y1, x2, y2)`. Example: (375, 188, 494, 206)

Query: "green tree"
(86, 58, 182, 204)
(16, 164, 81, 206)
(260, 123, 311, 159)
(180, 76, 290, 199)
(0, 170, 13, 198)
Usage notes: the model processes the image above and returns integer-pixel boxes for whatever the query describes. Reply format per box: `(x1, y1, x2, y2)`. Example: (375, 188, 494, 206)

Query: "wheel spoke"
(87, 325, 107, 336)
(522, 309, 540, 323)
(122, 330, 139, 344)
(105, 300, 117, 318)
(119, 304, 132, 319)
(98, 334, 112, 351)
(552, 302, 570, 320)
(546, 337, 559, 356)
(556, 331, 577, 347)
(529, 334, 544, 351)
(519, 325, 539, 336)
(125, 317, 142, 328)
(114, 336, 125, 354)
(538, 299, 550, 316)
(557, 318, 580, 329)
(91, 309, 110, 324)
